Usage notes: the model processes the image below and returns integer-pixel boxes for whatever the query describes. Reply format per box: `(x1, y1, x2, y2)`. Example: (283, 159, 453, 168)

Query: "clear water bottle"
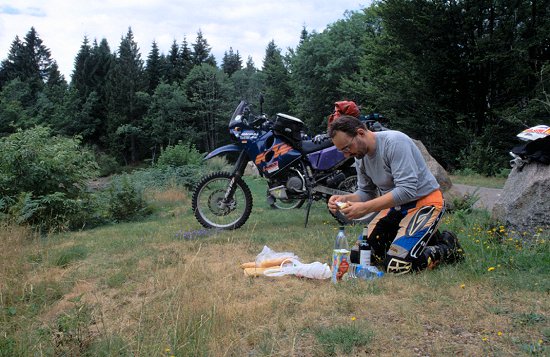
(334, 226, 349, 250)
(354, 265, 384, 280)
(331, 226, 350, 283)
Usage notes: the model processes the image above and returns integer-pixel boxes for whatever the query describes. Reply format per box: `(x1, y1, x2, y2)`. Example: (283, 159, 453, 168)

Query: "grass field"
(1, 177, 548, 356)
(450, 174, 507, 189)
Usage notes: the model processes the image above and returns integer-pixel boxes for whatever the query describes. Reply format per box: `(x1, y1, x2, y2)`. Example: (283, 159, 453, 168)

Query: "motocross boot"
(438, 230, 465, 264)
(413, 230, 464, 270)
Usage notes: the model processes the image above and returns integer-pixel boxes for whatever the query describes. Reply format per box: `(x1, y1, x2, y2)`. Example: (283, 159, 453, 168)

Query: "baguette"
(259, 257, 292, 268)
(243, 267, 280, 277)
(240, 261, 256, 269)
(240, 257, 293, 270)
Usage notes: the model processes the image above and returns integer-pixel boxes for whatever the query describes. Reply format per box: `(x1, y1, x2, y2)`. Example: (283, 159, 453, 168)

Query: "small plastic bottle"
(354, 265, 384, 280)
(331, 226, 350, 283)
(334, 226, 349, 250)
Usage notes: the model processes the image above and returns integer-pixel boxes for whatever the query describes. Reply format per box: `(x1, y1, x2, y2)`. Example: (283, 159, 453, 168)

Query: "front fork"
(220, 151, 249, 207)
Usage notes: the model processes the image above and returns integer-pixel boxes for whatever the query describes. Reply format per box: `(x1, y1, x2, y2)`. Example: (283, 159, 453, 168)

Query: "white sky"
(0, 0, 369, 80)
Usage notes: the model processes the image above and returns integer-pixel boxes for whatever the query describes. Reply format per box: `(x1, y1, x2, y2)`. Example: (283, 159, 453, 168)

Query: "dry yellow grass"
(1, 207, 547, 356)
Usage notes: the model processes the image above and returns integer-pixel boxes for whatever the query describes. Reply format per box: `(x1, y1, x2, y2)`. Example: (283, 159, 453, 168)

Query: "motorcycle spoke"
(195, 176, 249, 228)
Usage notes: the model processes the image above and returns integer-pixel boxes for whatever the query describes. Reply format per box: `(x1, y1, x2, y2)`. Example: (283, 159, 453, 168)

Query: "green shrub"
(95, 152, 121, 177)
(156, 141, 203, 167)
(0, 126, 99, 231)
(0, 126, 98, 198)
(205, 156, 232, 172)
(106, 175, 151, 222)
(123, 165, 205, 190)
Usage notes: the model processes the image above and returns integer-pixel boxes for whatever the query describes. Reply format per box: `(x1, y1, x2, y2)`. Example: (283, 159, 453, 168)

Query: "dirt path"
(449, 183, 503, 211)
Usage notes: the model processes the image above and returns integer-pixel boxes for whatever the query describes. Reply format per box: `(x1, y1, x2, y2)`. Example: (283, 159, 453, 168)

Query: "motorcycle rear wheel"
(192, 171, 253, 230)
(338, 174, 358, 192)
(271, 197, 306, 210)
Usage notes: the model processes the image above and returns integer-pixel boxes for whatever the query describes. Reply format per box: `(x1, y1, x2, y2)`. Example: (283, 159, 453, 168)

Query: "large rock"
(244, 161, 260, 176)
(413, 139, 453, 192)
(492, 163, 550, 236)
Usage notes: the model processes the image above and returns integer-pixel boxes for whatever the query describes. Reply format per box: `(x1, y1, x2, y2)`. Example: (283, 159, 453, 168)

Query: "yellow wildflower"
(460, 284, 465, 289)
(497, 331, 503, 336)
(487, 267, 495, 272)
(351, 316, 356, 321)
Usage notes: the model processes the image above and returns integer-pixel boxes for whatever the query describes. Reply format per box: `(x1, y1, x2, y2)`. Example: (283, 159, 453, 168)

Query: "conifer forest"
(1, 0, 549, 173)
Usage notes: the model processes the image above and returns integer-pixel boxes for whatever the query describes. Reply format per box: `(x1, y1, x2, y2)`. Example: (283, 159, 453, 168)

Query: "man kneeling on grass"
(327, 115, 464, 274)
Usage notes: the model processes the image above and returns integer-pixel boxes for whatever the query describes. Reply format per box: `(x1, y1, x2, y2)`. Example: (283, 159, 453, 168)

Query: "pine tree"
(145, 41, 162, 93)
(262, 40, 291, 115)
(71, 36, 94, 98)
(192, 30, 213, 65)
(107, 27, 146, 163)
(221, 47, 242, 77)
(21, 27, 53, 87)
(0, 28, 55, 93)
(0, 36, 24, 88)
(179, 37, 193, 80)
(165, 40, 180, 83)
(245, 56, 256, 72)
(183, 64, 233, 151)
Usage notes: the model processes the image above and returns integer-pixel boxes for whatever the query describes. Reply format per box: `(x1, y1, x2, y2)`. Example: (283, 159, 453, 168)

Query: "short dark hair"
(328, 115, 367, 138)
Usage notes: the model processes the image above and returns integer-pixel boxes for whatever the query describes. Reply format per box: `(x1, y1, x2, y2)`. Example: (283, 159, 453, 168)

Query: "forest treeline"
(1, 0, 549, 176)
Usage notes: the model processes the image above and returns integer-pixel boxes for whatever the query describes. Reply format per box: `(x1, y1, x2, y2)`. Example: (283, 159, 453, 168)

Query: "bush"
(0, 126, 98, 198)
(106, 175, 151, 222)
(156, 141, 203, 168)
(95, 152, 121, 177)
(0, 127, 98, 231)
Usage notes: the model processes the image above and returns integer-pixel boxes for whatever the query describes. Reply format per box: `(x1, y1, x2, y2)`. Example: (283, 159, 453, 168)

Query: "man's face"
(332, 130, 367, 159)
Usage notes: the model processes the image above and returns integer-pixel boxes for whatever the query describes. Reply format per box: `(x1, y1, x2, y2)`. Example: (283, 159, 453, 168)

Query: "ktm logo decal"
(255, 143, 293, 165)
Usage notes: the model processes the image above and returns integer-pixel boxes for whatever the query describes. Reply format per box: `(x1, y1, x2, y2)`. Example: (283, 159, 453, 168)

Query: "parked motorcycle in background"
(509, 124, 550, 169)
(192, 98, 361, 230)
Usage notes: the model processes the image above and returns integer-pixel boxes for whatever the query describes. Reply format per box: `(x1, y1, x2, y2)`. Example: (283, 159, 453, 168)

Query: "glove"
(312, 133, 329, 144)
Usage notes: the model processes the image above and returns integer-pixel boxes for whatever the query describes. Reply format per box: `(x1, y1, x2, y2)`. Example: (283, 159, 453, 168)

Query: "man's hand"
(328, 195, 346, 213)
(339, 201, 371, 220)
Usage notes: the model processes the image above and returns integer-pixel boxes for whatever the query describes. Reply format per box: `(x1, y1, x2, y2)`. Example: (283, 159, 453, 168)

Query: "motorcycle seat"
(300, 139, 335, 154)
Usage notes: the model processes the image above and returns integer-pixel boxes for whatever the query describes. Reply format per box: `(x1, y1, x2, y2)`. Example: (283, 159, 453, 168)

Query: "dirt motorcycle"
(191, 99, 358, 230)
(509, 124, 550, 169)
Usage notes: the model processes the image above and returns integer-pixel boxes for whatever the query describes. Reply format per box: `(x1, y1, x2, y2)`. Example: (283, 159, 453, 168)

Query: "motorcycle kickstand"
(304, 196, 314, 228)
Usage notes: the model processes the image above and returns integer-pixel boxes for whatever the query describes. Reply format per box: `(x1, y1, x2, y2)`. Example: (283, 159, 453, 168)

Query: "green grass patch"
(52, 245, 88, 267)
(450, 173, 507, 188)
(314, 324, 374, 355)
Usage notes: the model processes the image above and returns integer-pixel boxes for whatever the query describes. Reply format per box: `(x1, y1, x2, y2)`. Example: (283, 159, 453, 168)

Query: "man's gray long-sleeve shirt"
(354, 130, 439, 206)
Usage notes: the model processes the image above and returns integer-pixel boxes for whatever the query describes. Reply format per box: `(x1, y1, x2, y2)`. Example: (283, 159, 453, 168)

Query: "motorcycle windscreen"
(307, 146, 346, 171)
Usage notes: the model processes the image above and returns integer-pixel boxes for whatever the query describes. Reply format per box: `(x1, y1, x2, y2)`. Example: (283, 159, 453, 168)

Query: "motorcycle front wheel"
(192, 171, 253, 230)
